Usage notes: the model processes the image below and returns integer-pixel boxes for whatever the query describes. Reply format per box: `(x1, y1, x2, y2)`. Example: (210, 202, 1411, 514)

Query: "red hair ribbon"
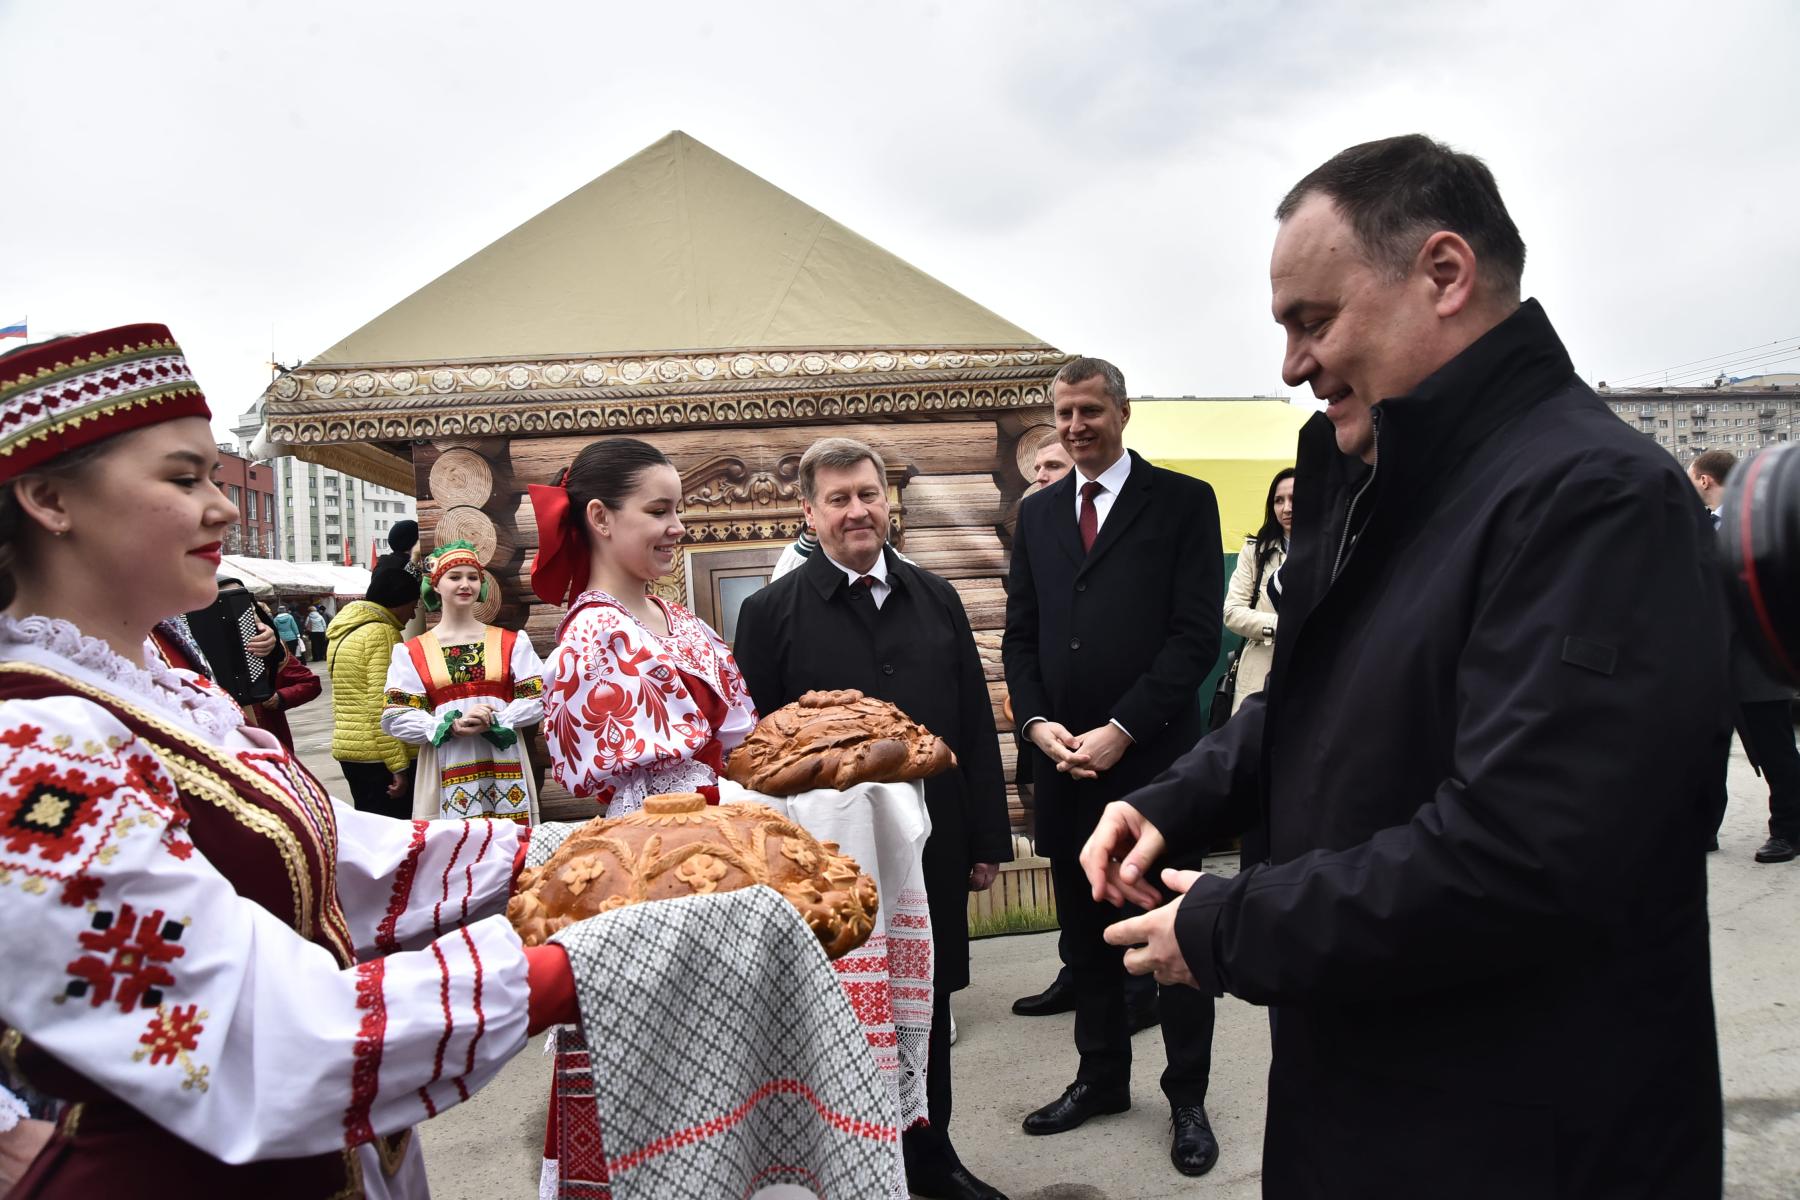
(527, 483, 591, 606)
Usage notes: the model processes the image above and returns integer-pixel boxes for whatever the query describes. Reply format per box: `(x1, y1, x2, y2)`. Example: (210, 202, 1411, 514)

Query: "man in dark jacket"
(733, 437, 1013, 1200)
(1003, 357, 1225, 1176)
(1690, 449, 1800, 863)
(1086, 134, 1726, 1198)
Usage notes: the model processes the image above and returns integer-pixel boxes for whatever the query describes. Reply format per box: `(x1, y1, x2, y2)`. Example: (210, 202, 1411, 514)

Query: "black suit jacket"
(733, 546, 1011, 992)
(1002, 450, 1222, 856)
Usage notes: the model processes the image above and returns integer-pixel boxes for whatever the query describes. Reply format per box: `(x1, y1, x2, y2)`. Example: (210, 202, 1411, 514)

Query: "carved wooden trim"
(261, 350, 1067, 445)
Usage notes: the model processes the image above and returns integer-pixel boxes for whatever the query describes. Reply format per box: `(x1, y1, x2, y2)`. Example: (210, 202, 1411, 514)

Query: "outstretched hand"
(1079, 800, 1166, 909)
(1104, 869, 1201, 988)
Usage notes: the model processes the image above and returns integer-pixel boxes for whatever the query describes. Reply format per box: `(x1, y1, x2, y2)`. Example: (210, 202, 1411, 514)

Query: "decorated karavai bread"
(507, 791, 879, 958)
(723, 688, 956, 796)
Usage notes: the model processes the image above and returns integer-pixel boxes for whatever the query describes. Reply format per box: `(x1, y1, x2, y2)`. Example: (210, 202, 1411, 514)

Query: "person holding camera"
(1689, 450, 1800, 864)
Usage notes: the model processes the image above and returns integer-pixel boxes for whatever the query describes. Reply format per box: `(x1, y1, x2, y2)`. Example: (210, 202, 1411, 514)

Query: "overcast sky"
(3, 0, 1797, 447)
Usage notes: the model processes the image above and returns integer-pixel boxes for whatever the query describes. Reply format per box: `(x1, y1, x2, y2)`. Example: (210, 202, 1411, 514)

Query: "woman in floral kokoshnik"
(381, 540, 546, 824)
(529, 437, 757, 1191)
(0, 326, 581, 1199)
(532, 437, 757, 814)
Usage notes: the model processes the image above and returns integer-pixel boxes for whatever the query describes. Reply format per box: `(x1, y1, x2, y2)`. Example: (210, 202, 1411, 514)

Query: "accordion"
(186, 583, 283, 705)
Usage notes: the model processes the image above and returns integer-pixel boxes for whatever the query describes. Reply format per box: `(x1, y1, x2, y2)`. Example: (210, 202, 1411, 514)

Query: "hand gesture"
(1079, 800, 1166, 909)
(1104, 869, 1201, 988)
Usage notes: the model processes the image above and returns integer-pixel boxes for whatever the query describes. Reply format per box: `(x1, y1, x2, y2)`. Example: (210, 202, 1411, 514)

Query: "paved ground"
(285, 664, 1799, 1198)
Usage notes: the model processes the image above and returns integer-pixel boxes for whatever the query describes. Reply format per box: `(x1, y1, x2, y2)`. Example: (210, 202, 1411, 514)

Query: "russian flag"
(0, 319, 25, 342)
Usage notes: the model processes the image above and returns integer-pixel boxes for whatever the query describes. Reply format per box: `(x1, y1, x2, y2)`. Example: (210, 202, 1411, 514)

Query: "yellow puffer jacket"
(326, 601, 415, 769)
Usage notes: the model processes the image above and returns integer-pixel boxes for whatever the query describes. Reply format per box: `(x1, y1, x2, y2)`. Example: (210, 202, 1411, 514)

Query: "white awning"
(218, 555, 371, 599)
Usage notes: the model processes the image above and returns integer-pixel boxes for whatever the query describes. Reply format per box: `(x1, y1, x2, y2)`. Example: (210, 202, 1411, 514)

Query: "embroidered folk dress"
(542, 590, 757, 816)
(381, 626, 547, 825)
(0, 615, 536, 1199)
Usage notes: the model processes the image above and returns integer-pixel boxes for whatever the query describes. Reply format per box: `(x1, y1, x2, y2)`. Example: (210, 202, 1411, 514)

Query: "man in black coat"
(734, 437, 1013, 1200)
(1088, 135, 1726, 1198)
(1001, 357, 1225, 1176)
(1689, 449, 1800, 864)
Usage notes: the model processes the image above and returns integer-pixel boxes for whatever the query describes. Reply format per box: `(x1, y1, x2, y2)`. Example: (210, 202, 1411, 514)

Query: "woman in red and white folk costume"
(382, 540, 546, 825)
(533, 438, 757, 816)
(529, 437, 757, 1192)
(0, 326, 580, 1199)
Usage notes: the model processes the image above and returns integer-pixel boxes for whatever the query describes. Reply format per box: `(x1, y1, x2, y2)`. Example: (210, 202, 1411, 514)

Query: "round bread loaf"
(724, 689, 956, 796)
(507, 792, 879, 959)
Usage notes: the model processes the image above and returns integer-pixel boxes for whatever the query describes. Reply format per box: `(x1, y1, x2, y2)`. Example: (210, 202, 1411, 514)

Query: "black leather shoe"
(1022, 1081, 1130, 1135)
(908, 1164, 1009, 1200)
(1755, 835, 1797, 863)
(1011, 970, 1075, 1017)
(1170, 1105, 1219, 1176)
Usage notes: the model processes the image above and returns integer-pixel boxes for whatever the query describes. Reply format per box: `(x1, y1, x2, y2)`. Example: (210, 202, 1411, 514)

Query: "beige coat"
(1222, 537, 1286, 713)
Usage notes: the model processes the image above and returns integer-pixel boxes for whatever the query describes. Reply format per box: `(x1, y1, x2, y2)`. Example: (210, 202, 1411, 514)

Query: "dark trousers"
(1739, 700, 1800, 839)
(1049, 852, 1215, 1105)
(339, 759, 413, 820)
(902, 985, 960, 1180)
(308, 632, 327, 662)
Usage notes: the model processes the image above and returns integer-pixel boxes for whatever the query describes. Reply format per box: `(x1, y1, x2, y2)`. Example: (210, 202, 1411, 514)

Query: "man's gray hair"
(798, 437, 888, 501)
(1052, 357, 1128, 407)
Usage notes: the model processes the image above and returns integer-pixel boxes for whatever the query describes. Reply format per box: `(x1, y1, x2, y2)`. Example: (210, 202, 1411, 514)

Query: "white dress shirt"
(824, 550, 891, 610)
(1072, 450, 1133, 532)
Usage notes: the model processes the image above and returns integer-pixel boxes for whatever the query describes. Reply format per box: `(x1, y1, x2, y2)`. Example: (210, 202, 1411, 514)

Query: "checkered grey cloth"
(525, 820, 580, 869)
(550, 885, 903, 1199)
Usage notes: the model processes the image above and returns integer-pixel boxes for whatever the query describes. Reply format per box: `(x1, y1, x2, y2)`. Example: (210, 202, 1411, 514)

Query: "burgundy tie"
(1079, 481, 1104, 553)
(856, 575, 876, 591)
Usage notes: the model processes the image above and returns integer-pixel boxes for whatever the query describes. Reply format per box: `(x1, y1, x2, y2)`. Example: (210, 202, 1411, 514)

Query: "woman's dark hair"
(556, 437, 674, 544)
(1252, 468, 1296, 569)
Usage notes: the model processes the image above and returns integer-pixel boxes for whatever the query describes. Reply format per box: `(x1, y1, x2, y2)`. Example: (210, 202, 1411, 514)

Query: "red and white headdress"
(0, 324, 211, 483)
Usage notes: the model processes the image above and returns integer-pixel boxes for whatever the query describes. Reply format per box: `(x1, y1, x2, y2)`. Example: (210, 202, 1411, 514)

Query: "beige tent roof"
(312, 131, 1045, 367)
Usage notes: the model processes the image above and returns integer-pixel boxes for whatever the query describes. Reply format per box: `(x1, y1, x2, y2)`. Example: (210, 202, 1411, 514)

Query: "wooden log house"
(256, 132, 1071, 833)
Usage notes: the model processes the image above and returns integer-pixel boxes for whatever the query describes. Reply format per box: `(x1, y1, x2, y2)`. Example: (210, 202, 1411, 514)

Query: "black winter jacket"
(1130, 301, 1725, 1199)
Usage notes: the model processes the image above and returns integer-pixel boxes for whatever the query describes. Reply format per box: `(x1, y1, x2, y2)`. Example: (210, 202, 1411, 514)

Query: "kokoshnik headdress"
(0, 324, 211, 483)
(421, 539, 488, 611)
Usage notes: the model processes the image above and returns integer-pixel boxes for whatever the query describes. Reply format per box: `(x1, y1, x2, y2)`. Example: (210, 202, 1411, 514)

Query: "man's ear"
(800, 496, 817, 531)
(11, 474, 72, 537)
(1418, 230, 1479, 318)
